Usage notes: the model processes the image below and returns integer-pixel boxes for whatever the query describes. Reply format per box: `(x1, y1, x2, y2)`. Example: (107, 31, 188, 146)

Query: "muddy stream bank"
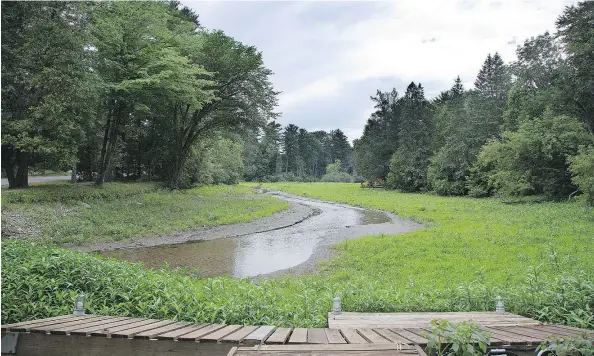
(81, 190, 422, 278)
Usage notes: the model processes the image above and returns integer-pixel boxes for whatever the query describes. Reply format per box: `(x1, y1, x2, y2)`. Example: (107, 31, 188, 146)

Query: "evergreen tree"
(386, 82, 432, 191)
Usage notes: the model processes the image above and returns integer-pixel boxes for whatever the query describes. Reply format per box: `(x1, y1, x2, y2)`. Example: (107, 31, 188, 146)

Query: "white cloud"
(184, 0, 576, 140)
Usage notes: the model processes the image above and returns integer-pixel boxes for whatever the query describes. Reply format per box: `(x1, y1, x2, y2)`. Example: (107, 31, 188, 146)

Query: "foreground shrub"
(3, 241, 593, 329)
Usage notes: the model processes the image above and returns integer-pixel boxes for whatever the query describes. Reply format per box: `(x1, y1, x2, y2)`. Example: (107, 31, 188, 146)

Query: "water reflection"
(103, 196, 398, 278)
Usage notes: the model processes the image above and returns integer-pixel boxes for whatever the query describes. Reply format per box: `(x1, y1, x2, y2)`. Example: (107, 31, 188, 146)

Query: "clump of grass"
(1, 183, 288, 244)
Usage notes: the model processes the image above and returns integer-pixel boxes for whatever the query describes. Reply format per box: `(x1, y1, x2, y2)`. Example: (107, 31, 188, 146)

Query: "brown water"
(103, 192, 419, 278)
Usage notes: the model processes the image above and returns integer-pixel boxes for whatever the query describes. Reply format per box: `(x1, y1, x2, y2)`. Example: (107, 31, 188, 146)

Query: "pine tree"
(387, 82, 432, 191)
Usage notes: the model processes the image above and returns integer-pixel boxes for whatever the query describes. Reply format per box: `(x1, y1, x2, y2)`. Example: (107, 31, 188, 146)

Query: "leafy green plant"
(427, 320, 490, 356)
(539, 336, 594, 356)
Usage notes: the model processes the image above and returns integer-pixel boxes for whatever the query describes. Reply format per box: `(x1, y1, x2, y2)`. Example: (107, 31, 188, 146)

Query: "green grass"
(262, 183, 594, 290)
(1, 182, 288, 245)
(2, 182, 593, 328)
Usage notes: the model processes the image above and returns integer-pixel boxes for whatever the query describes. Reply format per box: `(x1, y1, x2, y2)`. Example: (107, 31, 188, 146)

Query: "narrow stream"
(102, 192, 421, 278)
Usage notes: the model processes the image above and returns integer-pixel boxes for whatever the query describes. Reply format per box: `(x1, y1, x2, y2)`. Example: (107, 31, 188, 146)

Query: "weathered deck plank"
(287, 328, 307, 344)
(325, 328, 347, 344)
(243, 325, 276, 345)
(328, 312, 540, 329)
(265, 327, 292, 344)
(156, 323, 209, 340)
(200, 325, 243, 342)
(134, 321, 193, 339)
(307, 328, 329, 344)
(177, 323, 226, 341)
(340, 328, 368, 344)
(222, 326, 261, 344)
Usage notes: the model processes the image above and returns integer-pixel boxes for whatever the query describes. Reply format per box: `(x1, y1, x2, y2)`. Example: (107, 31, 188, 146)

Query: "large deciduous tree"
(1, 1, 97, 189)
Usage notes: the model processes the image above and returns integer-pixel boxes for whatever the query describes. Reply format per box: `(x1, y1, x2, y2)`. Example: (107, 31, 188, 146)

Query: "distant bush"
(321, 160, 352, 182)
(569, 145, 594, 206)
(386, 151, 428, 192)
(427, 142, 472, 196)
(180, 136, 244, 188)
(468, 113, 593, 200)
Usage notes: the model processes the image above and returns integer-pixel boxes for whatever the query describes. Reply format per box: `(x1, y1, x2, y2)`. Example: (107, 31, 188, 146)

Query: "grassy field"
(263, 183, 594, 289)
(1, 182, 288, 245)
(2, 182, 593, 328)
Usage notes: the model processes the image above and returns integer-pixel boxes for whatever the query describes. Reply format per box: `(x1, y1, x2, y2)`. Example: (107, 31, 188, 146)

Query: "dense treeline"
(355, 1, 594, 203)
(243, 123, 353, 182)
(1, 1, 280, 189)
(1, 1, 354, 189)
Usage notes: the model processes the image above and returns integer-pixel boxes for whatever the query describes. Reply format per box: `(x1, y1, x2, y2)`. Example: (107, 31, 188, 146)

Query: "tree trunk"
(166, 149, 190, 189)
(14, 151, 29, 189)
(96, 102, 122, 186)
(70, 163, 77, 183)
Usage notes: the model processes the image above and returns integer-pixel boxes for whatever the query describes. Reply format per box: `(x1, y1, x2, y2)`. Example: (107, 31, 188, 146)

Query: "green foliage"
(263, 183, 594, 328)
(180, 135, 245, 187)
(320, 160, 352, 182)
(469, 113, 593, 199)
(1, 183, 287, 244)
(427, 320, 490, 356)
(427, 142, 471, 196)
(569, 146, 594, 206)
(4, 183, 594, 328)
(539, 336, 594, 356)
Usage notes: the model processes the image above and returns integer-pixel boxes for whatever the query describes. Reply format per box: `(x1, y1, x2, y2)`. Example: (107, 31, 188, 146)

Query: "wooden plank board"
(156, 323, 209, 340)
(1, 314, 78, 330)
(47, 316, 131, 335)
(91, 318, 162, 336)
(243, 325, 276, 345)
(374, 328, 410, 343)
(235, 344, 418, 352)
(545, 324, 594, 338)
(134, 321, 193, 339)
(495, 326, 567, 340)
(266, 327, 292, 344)
(4, 315, 94, 332)
(531, 325, 578, 338)
(389, 328, 427, 344)
(222, 326, 261, 343)
(328, 312, 539, 329)
(177, 323, 226, 341)
(288, 328, 307, 344)
(340, 328, 368, 344)
(325, 328, 347, 344)
(30, 315, 116, 334)
(110, 319, 177, 338)
(199, 325, 243, 342)
(358, 328, 389, 343)
(69, 317, 145, 336)
(481, 326, 542, 344)
(541, 324, 594, 338)
(307, 328, 329, 344)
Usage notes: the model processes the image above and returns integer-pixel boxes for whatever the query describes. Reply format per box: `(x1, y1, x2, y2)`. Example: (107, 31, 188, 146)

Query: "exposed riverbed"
(93, 190, 422, 278)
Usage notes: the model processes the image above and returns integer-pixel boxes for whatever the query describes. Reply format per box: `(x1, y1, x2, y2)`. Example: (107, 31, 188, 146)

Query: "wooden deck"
(2, 313, 593, 356)
(328, 311, 541, 329)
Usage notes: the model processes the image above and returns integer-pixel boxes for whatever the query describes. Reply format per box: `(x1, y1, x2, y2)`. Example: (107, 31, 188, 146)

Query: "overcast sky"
(183, 0, 576, 141)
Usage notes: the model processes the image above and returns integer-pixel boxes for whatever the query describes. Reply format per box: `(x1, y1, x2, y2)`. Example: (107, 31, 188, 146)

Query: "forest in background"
(2, 1, 593, 204)
(356, 1, 594, 203)
(1, 1, 354, 189)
